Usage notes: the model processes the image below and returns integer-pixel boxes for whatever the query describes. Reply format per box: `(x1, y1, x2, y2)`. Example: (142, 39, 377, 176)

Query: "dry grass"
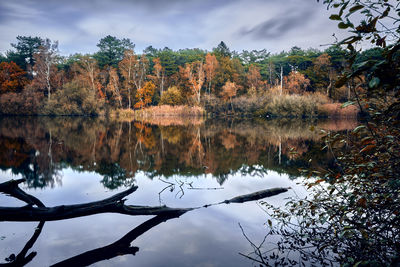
(136, 116, 205, 126)
(135, 105, 205, 118)
(108, 108, 136, 122)
(265, 94, 327, 117)
(318, 103, 359, 118)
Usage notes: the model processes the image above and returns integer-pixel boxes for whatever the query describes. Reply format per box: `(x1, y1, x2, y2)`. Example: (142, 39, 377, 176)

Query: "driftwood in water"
(203, 187, 290, 208)
(223, 187, 290, 204)
(0, 179, 288, 222)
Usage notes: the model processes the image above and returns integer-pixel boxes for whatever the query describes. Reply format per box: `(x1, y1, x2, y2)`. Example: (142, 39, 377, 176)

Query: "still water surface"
(0, 117, 356, 266)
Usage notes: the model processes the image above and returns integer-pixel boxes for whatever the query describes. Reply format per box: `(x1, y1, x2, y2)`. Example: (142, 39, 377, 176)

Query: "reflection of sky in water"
(0, 168, 306, 266)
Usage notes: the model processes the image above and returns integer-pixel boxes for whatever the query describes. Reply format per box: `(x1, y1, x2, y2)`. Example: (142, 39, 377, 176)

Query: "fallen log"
(0, 179, 44, 207)
(0, 179, 288, 222)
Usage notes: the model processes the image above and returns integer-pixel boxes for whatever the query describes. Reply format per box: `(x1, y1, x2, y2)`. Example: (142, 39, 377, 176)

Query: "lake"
(0, 116, 357, 266)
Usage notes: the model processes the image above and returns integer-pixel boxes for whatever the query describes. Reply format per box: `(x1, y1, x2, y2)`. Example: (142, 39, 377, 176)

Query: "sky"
(0, 0, 345, 55)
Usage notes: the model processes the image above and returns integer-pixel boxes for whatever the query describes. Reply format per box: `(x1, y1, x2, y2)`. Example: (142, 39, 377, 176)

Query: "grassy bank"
(203, 93, 359, 119)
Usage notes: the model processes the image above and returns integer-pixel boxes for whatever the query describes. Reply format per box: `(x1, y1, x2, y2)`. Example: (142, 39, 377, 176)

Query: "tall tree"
(8, 36, 43, 72)
(181, 61, 205, 105)
(107, 67, 123, 108)
(220, 81, 237, 112)
(149, 57, 165, 96)
(119, 50, 137, 109)
(313, 53, 335, 96)
(72, 55, 102, 97)
(32, 39, 59, 100)
(246, 64, 263, 95)
(94, 35, 134, 68)
(132, 55, 149, 95)
(204, 53, 219, 94)
(213, 41, 232, 58)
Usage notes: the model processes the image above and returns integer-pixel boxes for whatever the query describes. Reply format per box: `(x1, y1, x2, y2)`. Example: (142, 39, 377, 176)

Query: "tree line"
(0, 35, 384, 115)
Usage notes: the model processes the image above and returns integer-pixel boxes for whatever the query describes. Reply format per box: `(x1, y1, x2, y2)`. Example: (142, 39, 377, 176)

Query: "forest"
(0, 36, 373, 117)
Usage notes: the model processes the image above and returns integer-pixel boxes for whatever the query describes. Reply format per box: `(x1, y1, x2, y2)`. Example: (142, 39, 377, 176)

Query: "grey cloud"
(0, 0, 338, 55)
(239, 9, 315, 40)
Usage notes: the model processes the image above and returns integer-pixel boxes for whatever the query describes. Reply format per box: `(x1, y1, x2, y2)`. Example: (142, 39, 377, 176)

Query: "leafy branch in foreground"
(239, 0, 400, 266)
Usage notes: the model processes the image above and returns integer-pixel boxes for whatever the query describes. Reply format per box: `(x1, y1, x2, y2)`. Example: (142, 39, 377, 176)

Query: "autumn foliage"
(134, 81, 155, 109)
(0, 62, 27, 93)
(284, 71, 310, 94)
(0, 34, 374, 117)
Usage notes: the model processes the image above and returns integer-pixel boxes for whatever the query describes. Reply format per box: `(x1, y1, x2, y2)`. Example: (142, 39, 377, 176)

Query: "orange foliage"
(246, 64, 263, 93)
(204, 53, 218, 93)
(107, 67, 123, 107)
(119, 50, 137, 108)
(72, 55, 100, 93)
(220, 81, 237, 101)
(134, 81, 155, 109)
(284, 71, 310, 94)
(181, 61, 205, 104)
(153, 58, 162, 79)
(0, 61, 27, 94)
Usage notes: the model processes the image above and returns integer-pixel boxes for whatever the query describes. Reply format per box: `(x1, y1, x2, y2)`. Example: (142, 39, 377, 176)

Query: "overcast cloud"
(0, 0, 343, 55)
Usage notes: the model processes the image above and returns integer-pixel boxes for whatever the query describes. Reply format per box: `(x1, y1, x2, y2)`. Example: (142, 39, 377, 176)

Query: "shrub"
(0, 85, 44, 115)
(265, 94, 326, 117)
(44, 80, 104, 116)
(134, 105, 204, 118)
(159, 86, 184, 106)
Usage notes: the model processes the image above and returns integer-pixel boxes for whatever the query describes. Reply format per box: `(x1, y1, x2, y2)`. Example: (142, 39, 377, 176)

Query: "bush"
(135, 105, 204, 118)
(159, 86, 184, 106)
(0, 85, 45, 115)
(265, 94, 328, 118)
(44, 80, 104, 116)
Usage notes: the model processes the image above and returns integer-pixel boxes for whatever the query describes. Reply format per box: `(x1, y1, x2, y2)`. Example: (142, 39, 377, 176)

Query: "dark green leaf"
(329, 14, 342, 20)
(369, 77, 380, 88)
(348, 4, 364, 14)
(338, 22, 350, 29)
(341, 101, 355, 108)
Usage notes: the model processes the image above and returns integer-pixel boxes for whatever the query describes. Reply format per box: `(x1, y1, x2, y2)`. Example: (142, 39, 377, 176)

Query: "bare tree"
(33, 39, 59, 100)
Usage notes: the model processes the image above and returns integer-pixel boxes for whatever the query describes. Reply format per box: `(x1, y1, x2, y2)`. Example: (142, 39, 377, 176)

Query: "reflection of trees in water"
(0, 117, 357, 189)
